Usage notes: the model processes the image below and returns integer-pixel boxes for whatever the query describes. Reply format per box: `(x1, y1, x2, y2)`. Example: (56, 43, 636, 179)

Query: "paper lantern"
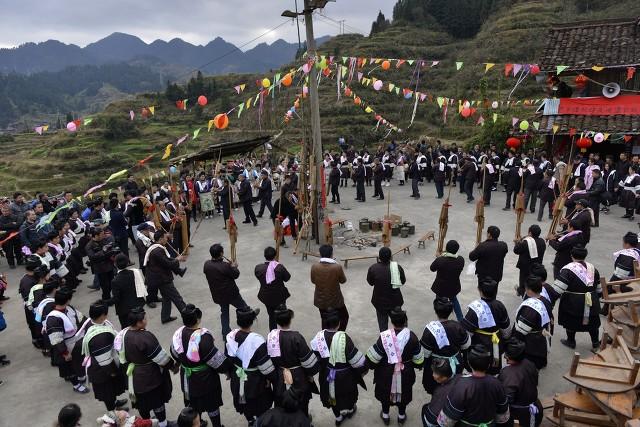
(404, 91, 413, 99)
(141, 107, 150, 118)
(519, 120, 529, 131)
(576, 137, 592, 152)
(281, 73, 293, 87)
(213, 113, 229, 130)
(176, 100, 184, 110)
(381, 60, 391, 70)
(73, 119, 81, 128)
(530, 64, 540, 75)
(461, 107, 472, 118)
(66, 122, 77, 132)
(375, 115, 382, 121)
(302, 86, 309, 97)
(344, 87, 352, 97)
(373, 80, 383, 91)
(491, 101, 499, 109)
(197, 95, 208, 106)
(262, 78, 271, 88)
(354, 97, 362, 106)
(169, 165, 177, 174)
(594, 132, 605, 143)
(506, 137, 521, 150)
(302, 63, 311, 74)
(322, 67, 331, 77)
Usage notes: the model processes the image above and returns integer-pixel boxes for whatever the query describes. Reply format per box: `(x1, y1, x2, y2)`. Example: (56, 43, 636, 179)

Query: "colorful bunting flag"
(35, 126, 43, 135)
(603, 133, 610, 140)
(83, 118, 93, 126)
(484, 63, 495, 73)
(106, 169, 128, 183)
(237, 103, 245, 118)
(628, 67, 636, 81)
(149, 106, 155, 115)
(504, 63, 514, 76)
(513, 64, 523, 76)
(175, 134, 188, 146)
(552, 125, 559, 134)
(512, 117, 519, 127)
(192, 128, 201, 140)
(556, 65, 568, 74)
(42, 125, 49, 132)
(130, 110, 135, 121)
(533, 121, 540, 130)
(456, 61, 463, 71)
(591, 65, 605, 72)
(493, 113, 498, 123)
(161, 144, 173, 160)
(407, 59, 414, 66)
(624, 135, 633, 142)
(437, 97, 444, 108)
(208, 120, 215, 132)
(431, 61, 439, 67)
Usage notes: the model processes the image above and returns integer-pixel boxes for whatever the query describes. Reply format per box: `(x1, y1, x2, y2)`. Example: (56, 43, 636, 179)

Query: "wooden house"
(536, 17, 640, 157)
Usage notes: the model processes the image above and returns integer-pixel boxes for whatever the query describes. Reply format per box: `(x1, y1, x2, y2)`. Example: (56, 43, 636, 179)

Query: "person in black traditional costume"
(254, 247, 292, 331)
(226, 306, 277, 426)
(256, 387, 313, 427)
(170, 304, 229, 427)
(420, 297, 469, 394)
(420, 358, 459, 427)
(461, 278, 510, 376)
(114, 307, 178, 426)
(266, 305, 319, 417)
(498, 338, 543, 427)
(366, 306, 424, 425)
(602, 232, 640, 315)
(310, 308, 367, 425)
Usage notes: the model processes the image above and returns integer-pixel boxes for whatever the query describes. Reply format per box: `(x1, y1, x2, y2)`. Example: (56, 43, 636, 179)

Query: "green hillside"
(2, 0, 639, 195)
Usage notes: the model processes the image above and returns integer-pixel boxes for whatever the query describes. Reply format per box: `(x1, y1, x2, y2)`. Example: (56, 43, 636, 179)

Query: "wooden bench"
(301, 251, 321, 261)
(393, 244, 412, 256)
(329, 218, 346, 228)
(341, 255, 377, 269)
(417, 230, 435, 249)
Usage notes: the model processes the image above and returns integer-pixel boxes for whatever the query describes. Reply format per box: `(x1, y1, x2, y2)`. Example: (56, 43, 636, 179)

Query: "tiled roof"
(537, 113, 640, 135)
(539, 17, 640, 72)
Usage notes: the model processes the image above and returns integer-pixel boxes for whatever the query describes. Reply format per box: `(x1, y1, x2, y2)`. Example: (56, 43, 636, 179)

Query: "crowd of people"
(0, 139, 638, 427)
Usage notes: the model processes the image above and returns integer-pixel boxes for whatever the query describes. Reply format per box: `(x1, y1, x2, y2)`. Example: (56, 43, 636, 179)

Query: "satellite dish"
(603, 82, 621, 98)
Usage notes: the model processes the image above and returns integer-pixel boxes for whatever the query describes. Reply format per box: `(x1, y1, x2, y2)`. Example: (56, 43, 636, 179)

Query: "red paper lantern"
(381, 60, 391, 70)
(575, 74, 588, 89)
(141, 107, 150, 118)
(506, 137, 521, 150)
(344, 87, 352, 97)
(213, 113, 229, 130)
(176, 100, 184, 110)
(576, 137, 592, 152)
(73, 119, 81, 128)
(198, 95, 208, 106)
(461, 107, 472, 118)
(354, 97, 362, 106)
(530, 64, 540, 75)
(322, 67, 331, 77)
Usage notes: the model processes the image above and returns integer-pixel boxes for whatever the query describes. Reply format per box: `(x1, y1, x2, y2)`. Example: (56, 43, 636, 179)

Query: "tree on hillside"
(165, 80, 186, 102)
(370, 11, 391, 36)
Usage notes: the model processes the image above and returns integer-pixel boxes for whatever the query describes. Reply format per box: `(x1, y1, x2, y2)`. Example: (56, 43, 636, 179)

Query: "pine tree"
(370, 11, 391, 36)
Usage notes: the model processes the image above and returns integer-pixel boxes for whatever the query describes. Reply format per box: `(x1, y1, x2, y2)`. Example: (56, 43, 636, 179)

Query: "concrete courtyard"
(0, 180, 634, 427)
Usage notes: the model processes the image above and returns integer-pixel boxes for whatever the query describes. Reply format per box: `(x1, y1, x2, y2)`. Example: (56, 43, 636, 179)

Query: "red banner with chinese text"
(558, 95, 640, 116)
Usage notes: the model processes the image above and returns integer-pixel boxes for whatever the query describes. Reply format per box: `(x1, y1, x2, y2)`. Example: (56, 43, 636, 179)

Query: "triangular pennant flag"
(556, 65, 568, 74)
(396, 59, 406, 68)
(106, 169, 129, 183)
(34, 126, 43, 135)
(42, 125, 49, 132)
(183, 99, 188, 109)
(476, 115, 485, 126)
(591, 65, 605, 72)
(192, 128, 201, 140)
(341, 66, 348, 78)
(437, 97, 444, 108)
(470, 100, 476, 106)
(246, 98, 251, 109)
(420, 93, 427, 102)
(513, 64, 523, 76)
(374, 58, 381, 64)
(162, 144, 173, 160)
(208, 120, 215, 132)
(484, 63, 495, 73)
(569, 128, 576, 137)
(240, 84, 246, 92)
(388, 83, 395, 92)
(130, 110, 135, 121)
(456, 61, 463, 71)
(552, 125, 559, 134)
(237, 103, 245, 118)
(395, 87, 400, 95)
(83, 118, 93, 126)
(627, 67, 636, 81)
(175, 134, 188, 146)
(274, 73, 281, 85)
(357, 72, 364, 82)
(407, 59, 415, 66)
(342, 57, 348, 64)
(493, 113, 498, 123)
(533, 121, 540, 130)
(253, 93, 260, 106)
(431, 61, 439, 67)
(504, 63, 514, 76)
(624, 135, 633, 142)
(234, 85, 241, 94)
(603, 133, 610, 140)
(512, 117, 519, 127)
(149, 106, 155, 115)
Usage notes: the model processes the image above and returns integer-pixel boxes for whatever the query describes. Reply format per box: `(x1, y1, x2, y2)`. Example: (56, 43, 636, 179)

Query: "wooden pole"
(382, 188, 391, 248)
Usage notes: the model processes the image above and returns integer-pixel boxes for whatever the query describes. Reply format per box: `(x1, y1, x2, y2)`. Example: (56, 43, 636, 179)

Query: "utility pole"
(303, 0, 326, 244)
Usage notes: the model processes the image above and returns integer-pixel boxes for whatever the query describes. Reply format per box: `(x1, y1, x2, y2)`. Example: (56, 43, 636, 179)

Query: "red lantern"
(530, 64, 540, 75)
(141, 107, 150, 118)
(381, 60, 391, 70)
(344, 87, 352, 97)
(322, 67, 331, 77)
(354, 97, 362, 106)
(375, 115, 382, 121)
(213, 113, 229, 130)
(73, 119, 81, 128)
(176, 100, 184, 110)
(575, 74, 588, 90)
(198, 95, 208, 106)
(461, 107, 472, 118)
(576, 137, 592, 152)
(506, 137, 521, 150)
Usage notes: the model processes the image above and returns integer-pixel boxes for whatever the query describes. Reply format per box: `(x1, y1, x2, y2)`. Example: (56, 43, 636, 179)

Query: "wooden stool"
(417, 230, 435, 248)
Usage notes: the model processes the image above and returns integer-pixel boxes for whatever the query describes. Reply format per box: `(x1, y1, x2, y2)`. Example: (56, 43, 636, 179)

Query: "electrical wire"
(315, 12, 365, 35)
(175, 20, 291, 80)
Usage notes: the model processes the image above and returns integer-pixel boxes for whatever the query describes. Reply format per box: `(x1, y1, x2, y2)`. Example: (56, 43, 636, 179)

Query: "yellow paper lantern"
(262, 78, 271, 88)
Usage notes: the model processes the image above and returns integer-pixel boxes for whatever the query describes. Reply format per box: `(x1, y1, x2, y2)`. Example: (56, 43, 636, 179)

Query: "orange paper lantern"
(381, 60, 391, 70)
(141, 107, 150, 118)
(281, 73, 293, 87)
(213, 113, 229, 130)
(344, 87, 352, 97)
(461, 107, 472, 118)
(354, 97, 362, 106)
(198, 95, 208, 106)
(322, 67, 331, 77)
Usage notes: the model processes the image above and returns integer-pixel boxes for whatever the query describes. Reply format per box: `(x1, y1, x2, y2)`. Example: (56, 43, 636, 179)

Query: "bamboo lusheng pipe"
(474, 160, 487, 247)
(436, 180, 454, 256)
(226, 177, 237, 262)
(382, 188, 391, 248)
(514, 174, 525, 242)
(547, 139, 576, 240)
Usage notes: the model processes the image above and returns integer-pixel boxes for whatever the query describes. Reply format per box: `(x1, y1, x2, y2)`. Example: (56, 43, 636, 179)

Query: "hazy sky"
(0, 0, 394, 49)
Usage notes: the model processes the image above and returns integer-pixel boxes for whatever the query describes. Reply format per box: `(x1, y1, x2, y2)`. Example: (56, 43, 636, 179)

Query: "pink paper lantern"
(66, 122, 77, 132)
(373, 80, 384, 91)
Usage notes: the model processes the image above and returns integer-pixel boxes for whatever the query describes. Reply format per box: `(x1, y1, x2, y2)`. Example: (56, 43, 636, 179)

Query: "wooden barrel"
(400, 227, 410, 238)
(391, 224, 400, 236)
(359, 219, 370, 233)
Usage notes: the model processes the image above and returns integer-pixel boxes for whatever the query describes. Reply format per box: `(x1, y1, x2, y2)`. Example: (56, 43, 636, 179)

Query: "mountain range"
(0, 32, 331, 75)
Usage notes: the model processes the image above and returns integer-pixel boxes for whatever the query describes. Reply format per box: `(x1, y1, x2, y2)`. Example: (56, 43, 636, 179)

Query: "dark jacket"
(430, 255, 465, 298)
(524, 167, 542, 190)
(549, 232, 584, 269)
(145, 245, 180, 285)
(462, 161, 476, 181)
(238, 179, 252, 203)
(258, 178, 273, 200)
(19, 220, 41, 248)
(85, 239, 115, 274)
(513, 237, 546, 272)
(469, 239, 509, 282)
(254, 262, 291, 308)
(506, 168, 522, 192)
(538, 177, 559, 201)
(587, 177, 605, 204)
(366, 261, 406, 310)
(0, 214, 20, 234)
(203, 258, 241, 304)
(108, 209, 128, 239)
(107, 269, 145, 316)
(328, 167, 341, 186)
